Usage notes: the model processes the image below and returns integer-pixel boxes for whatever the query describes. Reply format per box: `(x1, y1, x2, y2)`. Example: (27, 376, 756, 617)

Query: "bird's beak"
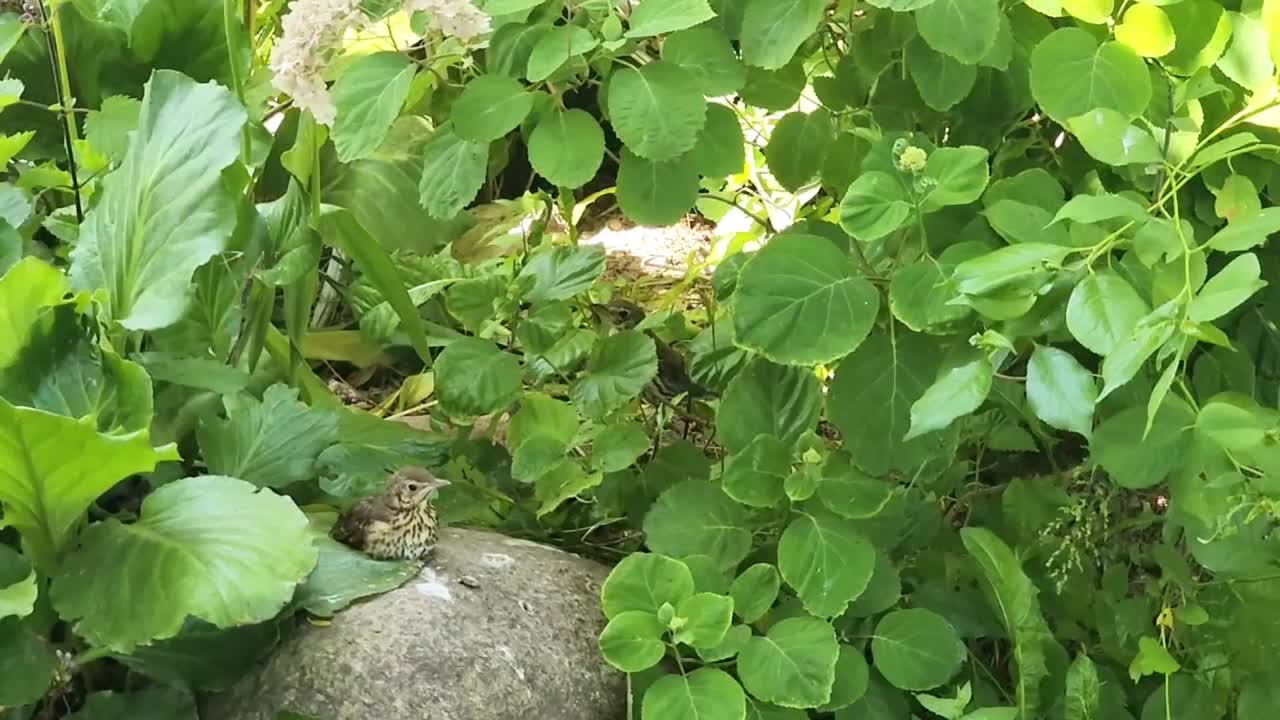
(431, 477, 452, 489)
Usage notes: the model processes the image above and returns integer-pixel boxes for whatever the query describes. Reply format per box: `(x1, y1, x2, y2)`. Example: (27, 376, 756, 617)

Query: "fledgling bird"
(330, 467, 450, 561)
(590, 300, 713, 407)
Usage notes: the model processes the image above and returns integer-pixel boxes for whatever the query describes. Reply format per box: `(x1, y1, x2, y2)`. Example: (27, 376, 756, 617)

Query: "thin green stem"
(37, 0, 84, 223)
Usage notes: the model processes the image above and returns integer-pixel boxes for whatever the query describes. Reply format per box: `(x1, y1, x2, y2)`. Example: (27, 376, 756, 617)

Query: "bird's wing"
(330, 498, 391, 548)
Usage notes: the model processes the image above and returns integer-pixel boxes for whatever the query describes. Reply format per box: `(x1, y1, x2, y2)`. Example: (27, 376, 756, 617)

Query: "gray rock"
(205, 528, 625, 720)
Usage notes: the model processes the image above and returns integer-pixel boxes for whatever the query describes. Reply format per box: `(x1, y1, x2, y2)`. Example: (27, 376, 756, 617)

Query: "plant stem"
(37, 0, 84, 223)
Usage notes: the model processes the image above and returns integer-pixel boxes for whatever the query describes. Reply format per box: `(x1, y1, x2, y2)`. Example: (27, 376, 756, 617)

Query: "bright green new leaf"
(294, 514, 418, 617)
(517, 244, 606, 303)
(435, 338, 523, 416)
(907, 37, 978, 112)
(417, 126, 488, 220)
(0, 257, 69, 367)
(642, 668, 747, 720)
(68, 70, 246, 331)
(51, 476, 317, 653)
(674, 592, 735, 648)
(723, 434, 792, 507)
(0, 78, 22, 112)
(1065, 271, 1149, 356)
(453, 74, 536, 142)
(915, 0, 1001, 64)
(1115, 3, 1175, 58)
(871, 609, 965, 691)
(1189, 252, 1265, 322)
(717, 358, 822, 455)
(528, 109, 605, 188)
(839, 171, 912, 241)
(0, 398, 179, 570)
(766, 110, 834, 191)
(599, 611, 667, 672)
(1098, 303, 1177, 399)
(1207, 206, 1280, 252)
(779, 509, 875, 618)
(198, 384, 339, 489)
(905, 352, 994, 440)
(1065, 654, 1100, 720)
(1030, 29, 1151, 124)
(733, 233, 880, 365)
(331, 52, 416, 161)
(83, 95, 141, 163)
(0, 130, 34, 168)
(731, 564, 780, 623)
(1026, 345, 1097, 439)
(0, 546, 35, 620)
(526, 25, 598, 82)
(950, 243, 1071, 296)
(607, 62, 706, 161)
(626, 0, 716, 37)
(1128, 636, 1180, 681)
(617, 151, 701, 225)
(740, 0, 826, 70)
(740, 617, 840, 708)
(601, 552, 695, 618)
(1093, 399, 1195, 488)
(663, 27, 747, 95)
(644, 479, 753, 569)
(570, 330, 657, 417)
(915, 681, 972, 719)
(1062, 0, 1112, 24)
(1067, 109, 1164, 166)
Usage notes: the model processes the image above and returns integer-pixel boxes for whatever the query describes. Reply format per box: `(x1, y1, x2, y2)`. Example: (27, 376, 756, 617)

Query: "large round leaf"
(690, 103, 746, 178)
(733, 233, 879, 365)
(51, 476, 318, 653)
(730, 563, 780, 623)
(617, 150, 700, 226)
(1030, 28, 1151, 124)
(739, 617, 840, 708)
(642, 667, 747, 720)
(602, 552, 696, 618)
(197, 383, 339, 489)
(607, 61, 707, 161)
(839, 171, 912, 242)
(871, 609, 966, 691)
(915, 0, 1000, 64)
(644, 479, 753, 569)
(528, 109, 605, 188)
(599, 611, 668, 672)
(722, 434, 792, 508)
(821, 644, 871, 711)
(740, 0, 826, 70)
(663, 26, 747, 95)
(717, 358, 822, 455)
(570, 330, 658, 418)
(626, 0, 717, 38)
(765, 110, 834, 191)
(452, 74, 536, 143)
(435, 338, 524, 417)
(1065, 270, 1149, 356)
(778, 509, 876, 617)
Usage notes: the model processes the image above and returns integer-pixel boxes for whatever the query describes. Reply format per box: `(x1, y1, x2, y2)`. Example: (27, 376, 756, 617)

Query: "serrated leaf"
(332, 52, 416, 161)
(916, 0, 1001, 64)
(717, 358, 821, 455)
(417, 126, 488, 220)
(526, 25, 597, 82)
(607, 61, 707, 161)
(779, 509, 876, 618)
(602, 552, 695, 618)
(907, 37, 978, 112)
(1064, 654, 1100, 720)
(663, 26, 746, 95)
(617, 150, 700, 225)
(198, 384, 339, 489)
(765, 110, 834, 191)
(600, 611, 667, 672)
(740, 0, 826, 70)
(570, 330, 658, 418)
(626, 0, 717, 37)
(1030, 28, 1151, 124)
(434, 338, 523, 416)
(839, 171, 912, 241)
(453, 74, 536, 142)
(740, 617, 840, 708)
(528, 109, 604, 188)
(730, 564, 780, 623)
(642, 667, 747, 720)
(644, 479, 753, 569)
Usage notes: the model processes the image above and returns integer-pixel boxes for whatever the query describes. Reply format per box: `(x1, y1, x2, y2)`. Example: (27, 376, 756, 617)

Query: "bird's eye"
(407, 483, 419, 491)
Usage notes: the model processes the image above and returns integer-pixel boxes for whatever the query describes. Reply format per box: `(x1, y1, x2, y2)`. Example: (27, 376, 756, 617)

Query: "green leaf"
(817, 460, 895, 519)
(915, 0, 1000, 64)
(1219, 13, 1273, 91)
(0, 259, 67, 369)
(1206, 206, 1280, 252)
(1051, 193, 1150, 225)
(331, 52, 416, 161)
(644, 479, 753, 569)
(617, 150, 700, 225)
(1063, 0, 1112, 24)
(528, 109, 605, 188)
(1067, 109, 1164, 166)
(923, 146, 989, 207)
(839, 171, 912, 241)
(872, 609, 965, 691)
(434, 338, 523, 417)
(1030, 28, 1151, 124)
(1115, 3, 1174, 58)
(1093, 399, 1195, 488)
(1026, 345, 1097, 439)
(602, 552, 696, 618)
(765, 110, 834, 191)
(453, 74, 536, 142)
(592, 422, 651, 473)
(690, 103, 747, 177)
(607, 61, 707, 161)
(417, 126, 488, 220)
(717, 358, 821, 455)
(907, 37, 978, 112)
(51, 476, 317, 653)
(84, 95, 141, 163)
(599, 611, 667, 672)
(0, 546, 35, 620)
(0, 398, 179, 570)
(723, 434, 792, 507)
(1128, 636, 1180, 681)
(779, 509, 876, 618)
(508, 392, 578, 449)
(65, 687, 196, 720)
(513, 435, 568, 484)
(733, 233, 880, 365)
(571, 330, 658, 418)
(740, 0, 826, 70)
(197, 384, 339, 489)
(1064, 654, 1100, 720)
(730, 564, 780, 623)
(889, 260, 970, 332)
(739, 617, 840, 708)
(1066, 271, 1149, 356)
(846, 550, 901, 617)
(915, 682, 973, 719)
(822, 644, 871, 711)
(906, 352, 994, 440)
(663, 27, 746, 95)
(961, 527, 1054, 716)
(526, 25, 598, 82)
(67, 70, 246, 331)
(642, 668, 747, 720)
(1098, 303, 1177, 399)
(0, 617, 56, 707)
(627, 0, 717, 37)
(294, 514, 418, 617)
(517, 244, 606, 303)
(1188, 252, 1265, 322)
(674, 592, 735, 648)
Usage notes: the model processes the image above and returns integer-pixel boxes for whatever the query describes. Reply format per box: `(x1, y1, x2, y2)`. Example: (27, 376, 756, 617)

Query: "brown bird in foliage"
(591, 300, 713, 408)
(330, 467, 450, 561)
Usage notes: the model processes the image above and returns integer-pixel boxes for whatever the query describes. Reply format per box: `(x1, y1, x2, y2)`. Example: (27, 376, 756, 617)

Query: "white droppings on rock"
(414, 568, 454, 603)
(481, 552, 514, 568)
(498, 645, 528, 684)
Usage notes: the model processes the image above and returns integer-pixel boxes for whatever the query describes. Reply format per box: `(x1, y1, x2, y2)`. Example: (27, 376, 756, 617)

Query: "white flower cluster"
(407, 0, 492, 42)
(269, 0, 368, 125)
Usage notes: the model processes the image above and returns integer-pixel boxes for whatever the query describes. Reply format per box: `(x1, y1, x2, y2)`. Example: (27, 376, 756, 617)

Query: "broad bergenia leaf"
(68, 70, 247, 331)
(198, 383, 339, 489)
(293, 513, 418, 617)
(51, 476, 318, 653)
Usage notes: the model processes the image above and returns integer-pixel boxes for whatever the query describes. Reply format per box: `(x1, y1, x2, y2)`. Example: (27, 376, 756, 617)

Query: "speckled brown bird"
(591, 300, 713, 407)
(330, 467, 450, 561)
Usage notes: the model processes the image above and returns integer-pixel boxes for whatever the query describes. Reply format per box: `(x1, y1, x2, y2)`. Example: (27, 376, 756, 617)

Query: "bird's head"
(591, 299, 647, 330)
(386, 466, 450, 509)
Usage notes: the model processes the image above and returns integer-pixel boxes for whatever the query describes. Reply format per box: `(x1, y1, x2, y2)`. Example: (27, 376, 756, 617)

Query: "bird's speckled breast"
(364, 504, 439, 560)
